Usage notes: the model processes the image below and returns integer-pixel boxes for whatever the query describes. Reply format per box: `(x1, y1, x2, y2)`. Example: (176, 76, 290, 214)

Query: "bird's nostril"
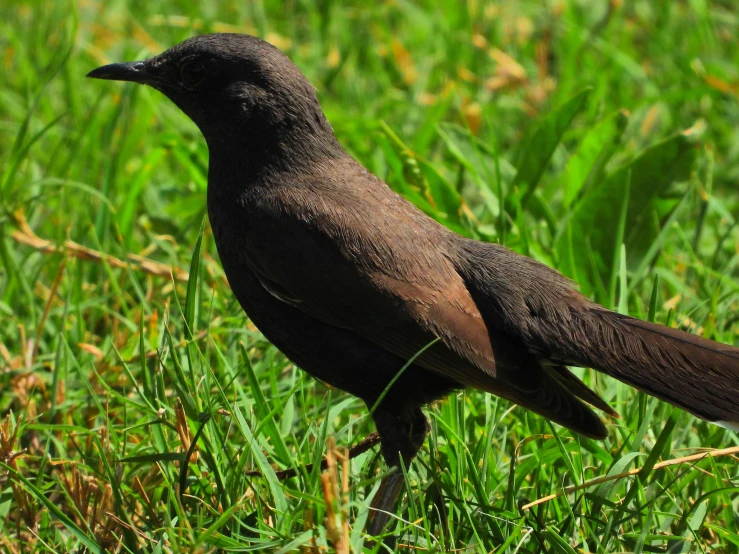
(133, 62, 145, 70)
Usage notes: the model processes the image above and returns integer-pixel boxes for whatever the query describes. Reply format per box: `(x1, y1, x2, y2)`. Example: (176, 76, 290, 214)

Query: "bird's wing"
(248, 209, 500, 390)
(240, 174, 609, 437)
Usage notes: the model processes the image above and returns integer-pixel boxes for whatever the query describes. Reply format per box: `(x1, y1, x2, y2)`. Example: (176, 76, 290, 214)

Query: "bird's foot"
(366, 470, 405, 536)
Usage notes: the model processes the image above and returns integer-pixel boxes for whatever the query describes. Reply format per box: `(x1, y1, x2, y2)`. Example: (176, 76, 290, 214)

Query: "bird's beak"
(86, 61, 150, 84)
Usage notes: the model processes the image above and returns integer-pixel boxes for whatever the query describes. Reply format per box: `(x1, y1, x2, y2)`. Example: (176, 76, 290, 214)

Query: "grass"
(1, 0, 738, 552)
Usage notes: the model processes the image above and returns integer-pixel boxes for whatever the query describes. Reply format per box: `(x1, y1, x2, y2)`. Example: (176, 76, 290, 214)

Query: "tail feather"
(561, 309, 739, 427)
(473, 360, 609, 439)
(544, 364, 619, 418)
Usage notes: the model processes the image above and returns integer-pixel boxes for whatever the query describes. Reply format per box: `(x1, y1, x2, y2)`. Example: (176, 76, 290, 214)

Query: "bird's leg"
(366, 407, 429, 536)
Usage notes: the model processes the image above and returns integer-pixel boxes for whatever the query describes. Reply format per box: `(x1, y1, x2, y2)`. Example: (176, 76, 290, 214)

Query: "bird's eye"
(180, 61, 206, 88)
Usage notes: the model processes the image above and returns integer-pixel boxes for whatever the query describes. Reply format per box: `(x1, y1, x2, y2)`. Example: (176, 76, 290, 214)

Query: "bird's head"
(88, 33, 341, 165)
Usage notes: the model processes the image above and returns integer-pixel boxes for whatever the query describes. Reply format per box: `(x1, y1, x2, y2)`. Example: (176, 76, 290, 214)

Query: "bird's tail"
(555, 308, 739, 430)
(457, 239, 739, 431)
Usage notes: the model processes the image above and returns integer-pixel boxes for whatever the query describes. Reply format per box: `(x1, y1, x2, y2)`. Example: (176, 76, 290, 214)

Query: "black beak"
(86, 61, 150, 83)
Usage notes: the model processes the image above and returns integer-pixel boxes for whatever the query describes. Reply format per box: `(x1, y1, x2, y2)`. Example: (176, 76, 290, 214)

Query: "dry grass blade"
(11, 209, 188, 281)
(175, 399, 198, 463)
(320, 437, 349, 554)
(521, 444, 739, 510)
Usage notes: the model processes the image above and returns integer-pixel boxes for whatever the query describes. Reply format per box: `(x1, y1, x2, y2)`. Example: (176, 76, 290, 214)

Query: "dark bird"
(88, 34, 739, 534)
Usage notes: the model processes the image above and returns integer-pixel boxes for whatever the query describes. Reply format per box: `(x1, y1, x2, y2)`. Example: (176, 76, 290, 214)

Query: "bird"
(88, 33, 739, 534)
